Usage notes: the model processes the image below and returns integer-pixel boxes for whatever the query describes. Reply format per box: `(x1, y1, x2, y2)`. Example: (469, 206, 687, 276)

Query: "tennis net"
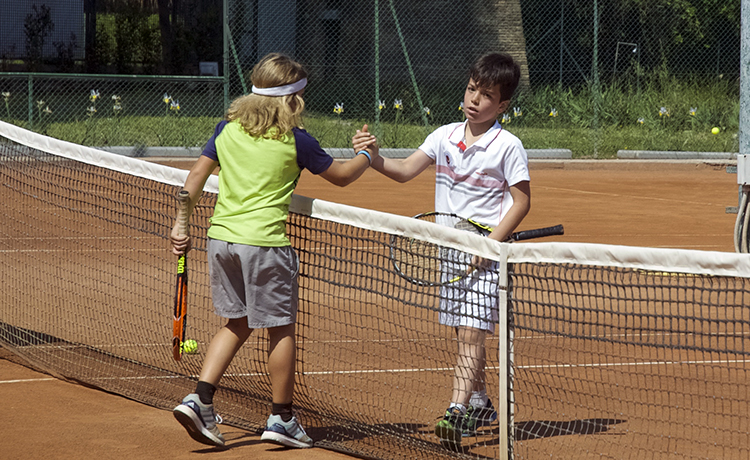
(1, 120, 749, 459)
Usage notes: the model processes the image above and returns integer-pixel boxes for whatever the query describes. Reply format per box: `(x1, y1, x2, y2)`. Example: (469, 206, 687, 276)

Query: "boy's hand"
(470, 254, 492, 270)
(170, 221, 191, 256)
(353, 124, 379, 159)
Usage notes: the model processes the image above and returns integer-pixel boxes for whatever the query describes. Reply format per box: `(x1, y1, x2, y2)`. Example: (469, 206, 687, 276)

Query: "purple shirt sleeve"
(201, 120, 229, 162)
(293, 128, 334, 174)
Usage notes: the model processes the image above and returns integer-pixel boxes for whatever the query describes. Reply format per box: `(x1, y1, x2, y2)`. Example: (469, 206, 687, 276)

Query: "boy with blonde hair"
(171, 53, 377, 449)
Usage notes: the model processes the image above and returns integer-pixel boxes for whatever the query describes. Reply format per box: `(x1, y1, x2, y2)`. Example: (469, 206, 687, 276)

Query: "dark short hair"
(468, 53, 521, 102)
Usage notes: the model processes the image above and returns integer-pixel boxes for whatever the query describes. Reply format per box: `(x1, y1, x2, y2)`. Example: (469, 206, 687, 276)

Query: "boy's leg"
(199, 317, 253, 385)
(173, 317, 252, 447)
(267, 323, 296, 404)
(463, 330, 499, 436)
(260, 323, 313, 448)
(436, 326, 487, 449)
(452, 326, 487, 405)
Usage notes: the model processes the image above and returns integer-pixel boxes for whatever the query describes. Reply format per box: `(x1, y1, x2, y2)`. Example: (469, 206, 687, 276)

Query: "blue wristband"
(356, 150, 372, 164)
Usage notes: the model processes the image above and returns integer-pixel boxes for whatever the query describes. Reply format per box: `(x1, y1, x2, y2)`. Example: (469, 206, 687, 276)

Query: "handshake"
(352, 124, 379, 165)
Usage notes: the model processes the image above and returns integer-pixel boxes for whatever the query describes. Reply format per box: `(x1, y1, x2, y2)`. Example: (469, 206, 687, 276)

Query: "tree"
(85, 0, 97, 72)
(24, 4, 55, 71)
(157, 0, 174, 73)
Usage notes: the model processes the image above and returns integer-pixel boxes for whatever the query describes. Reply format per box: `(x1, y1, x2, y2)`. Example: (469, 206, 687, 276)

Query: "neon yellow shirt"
(204, 121, 331, 246)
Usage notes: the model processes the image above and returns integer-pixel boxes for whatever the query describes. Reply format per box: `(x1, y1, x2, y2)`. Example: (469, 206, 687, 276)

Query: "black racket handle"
(509, 224, 564, 242)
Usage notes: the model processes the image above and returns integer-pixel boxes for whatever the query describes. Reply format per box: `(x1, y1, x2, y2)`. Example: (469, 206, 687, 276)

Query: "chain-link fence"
(0, 0, 742, 157)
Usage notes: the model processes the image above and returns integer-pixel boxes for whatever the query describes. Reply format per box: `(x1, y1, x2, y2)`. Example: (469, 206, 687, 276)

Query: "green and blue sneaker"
(462, 398, 498, 437)
(435, 406, 465, 450)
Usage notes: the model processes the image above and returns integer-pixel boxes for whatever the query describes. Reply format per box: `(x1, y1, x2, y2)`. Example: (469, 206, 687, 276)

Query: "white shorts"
(208, 238, 299, 329)
(438, 265, 499, 333)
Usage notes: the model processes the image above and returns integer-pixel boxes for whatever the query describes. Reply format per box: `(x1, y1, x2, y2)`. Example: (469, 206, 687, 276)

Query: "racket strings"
(391, 215, 484, 286)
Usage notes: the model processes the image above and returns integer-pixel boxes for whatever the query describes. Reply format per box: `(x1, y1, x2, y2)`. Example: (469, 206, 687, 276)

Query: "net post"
(496, 244, 512, 460)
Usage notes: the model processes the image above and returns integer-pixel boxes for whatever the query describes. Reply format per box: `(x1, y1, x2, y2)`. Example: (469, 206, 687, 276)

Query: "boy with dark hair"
(353, 52, 530, 450)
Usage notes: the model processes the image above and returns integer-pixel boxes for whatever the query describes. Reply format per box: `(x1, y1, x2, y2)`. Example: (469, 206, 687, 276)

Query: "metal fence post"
(28, 75, 33, 130)
(741, 0, 750, 159)
(223, 0, 230, 112)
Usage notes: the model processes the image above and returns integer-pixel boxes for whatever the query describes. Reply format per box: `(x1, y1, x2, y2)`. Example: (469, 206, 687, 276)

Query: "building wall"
(295, 0, 529, 88)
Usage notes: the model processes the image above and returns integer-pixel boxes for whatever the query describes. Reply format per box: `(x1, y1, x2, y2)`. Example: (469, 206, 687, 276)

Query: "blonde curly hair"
(226, 53, 307, 140)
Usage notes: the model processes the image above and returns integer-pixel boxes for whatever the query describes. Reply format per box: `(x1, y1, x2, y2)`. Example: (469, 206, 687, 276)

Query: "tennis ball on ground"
(182, 339, 198, 354)
(712, 127, 720, 135)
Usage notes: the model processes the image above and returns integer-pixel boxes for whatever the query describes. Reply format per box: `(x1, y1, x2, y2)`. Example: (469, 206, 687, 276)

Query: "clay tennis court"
(2, 158, 743, 459)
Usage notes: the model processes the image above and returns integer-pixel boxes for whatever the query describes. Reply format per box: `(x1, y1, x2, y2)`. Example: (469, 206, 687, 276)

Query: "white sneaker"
(173, 393, 225, 447)
(260, 414, 313, 448)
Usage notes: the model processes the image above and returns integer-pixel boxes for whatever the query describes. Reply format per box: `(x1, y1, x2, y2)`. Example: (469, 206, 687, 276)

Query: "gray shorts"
(208, 238, 299, 329)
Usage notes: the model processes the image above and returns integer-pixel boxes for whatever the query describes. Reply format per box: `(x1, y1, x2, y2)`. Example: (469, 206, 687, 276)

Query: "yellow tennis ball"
(182, 339, 198, 354)
(711, 127, 720, 135)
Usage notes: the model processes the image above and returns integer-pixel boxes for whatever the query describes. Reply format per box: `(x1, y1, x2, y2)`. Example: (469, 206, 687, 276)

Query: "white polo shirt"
(419, 120, 530, 227)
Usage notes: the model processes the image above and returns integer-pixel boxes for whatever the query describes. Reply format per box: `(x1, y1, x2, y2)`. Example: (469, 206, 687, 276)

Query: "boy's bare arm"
(370, 150, 433, 183)
(488, 180, 531, 243)
(316, 123, 381, 187)
(318, 154, 373, 187)
(171, 155, 218, 255)
(352, 125, 432, 183)
(468, 181, 530, 270)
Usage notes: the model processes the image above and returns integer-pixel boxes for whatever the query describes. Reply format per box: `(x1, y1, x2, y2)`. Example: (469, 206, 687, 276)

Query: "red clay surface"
(2, 158, 740, 459)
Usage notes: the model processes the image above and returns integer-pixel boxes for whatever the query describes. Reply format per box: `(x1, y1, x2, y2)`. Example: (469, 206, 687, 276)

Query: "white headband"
(251, 78, 307, 96)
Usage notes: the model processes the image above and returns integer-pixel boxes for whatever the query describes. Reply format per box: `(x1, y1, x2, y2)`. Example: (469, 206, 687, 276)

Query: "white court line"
(518, 330, 750, 340)
(18, 331, 750, 383)
(0, 244, 377, 254)
(26, 336, 460, 351)
(535, 185, 729, 208)
(90, 356, 750, 383)
(518, 359, 750, 370)
(0, 236, 161, 241)
(26, 329, 747, 352)
(0, 249, 166, 254)
(0, 378, 56, 384)
(297, 358, 750, 375)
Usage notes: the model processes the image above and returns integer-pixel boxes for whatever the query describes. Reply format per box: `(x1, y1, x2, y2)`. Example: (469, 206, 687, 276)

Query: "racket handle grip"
(510, 224, 564, 241)
(177, 190, 190, 237)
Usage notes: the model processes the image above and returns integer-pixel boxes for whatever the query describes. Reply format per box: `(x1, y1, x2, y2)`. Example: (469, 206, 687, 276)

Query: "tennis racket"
(390, 211, 564, 286)
(172, 190, 190, 361)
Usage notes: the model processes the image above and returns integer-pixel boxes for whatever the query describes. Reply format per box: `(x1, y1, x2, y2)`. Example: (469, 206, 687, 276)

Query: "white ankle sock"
(448, 403, 467, 414)
(469, 389, 489, 408)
